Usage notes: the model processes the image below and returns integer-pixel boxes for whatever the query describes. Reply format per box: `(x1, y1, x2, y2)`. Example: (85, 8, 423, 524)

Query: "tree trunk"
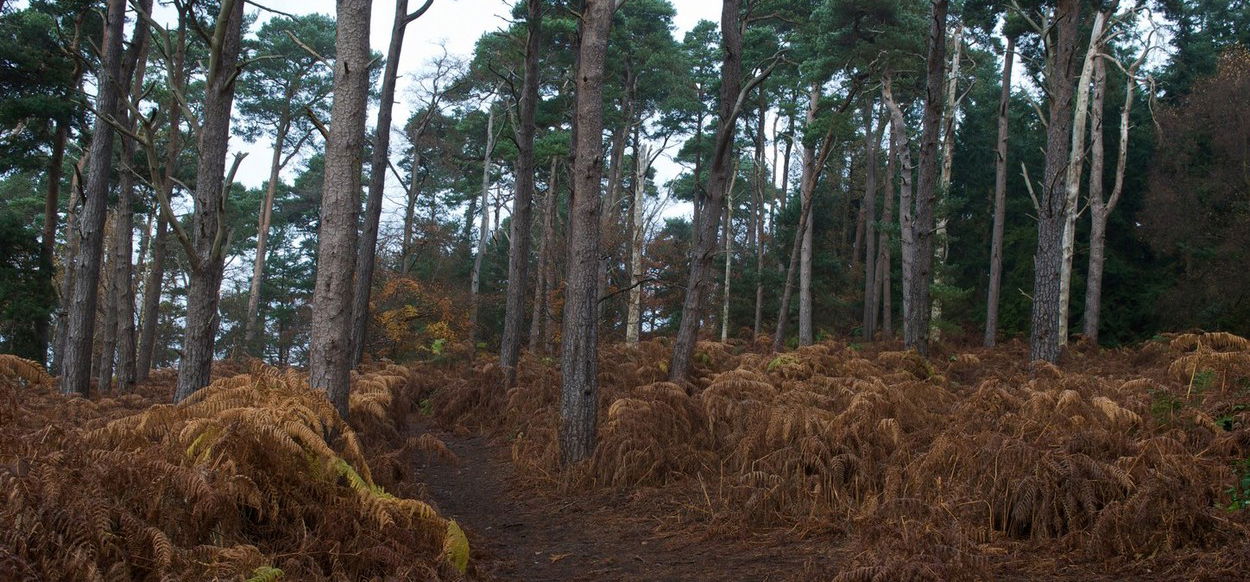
(351, 0, 433, 367)
(243, 122, 287, 354)
(60, 0, 126, 397)
(626, 144, 647, 345)
(1058, 10, 1109, 345)
(908, 0, 948, 355)
(1084, 43, 1135, 344)
(862, 99, 881, 339)
(720, 166, 735, 342)
(877, 122, 896, 337)
(136, 215, 167, 380)
(883, 79, 916, 347)
(37, 120, 69, 366)
(531, 156, 559, 353)
(500, 0, 542, 384)
(670, 0, 753, 380)
(307, 0, 372, 419)
(560, 0, 613, 464)
(469, 104, 496, 347)
(931, 21, 961, 340)
(774, 89, 820, 353)
(102, 4, 151, 391)
(1029, 0, 1081, 363)
(798, 176, 814, 345)
(753, 88, 767, 337)
(985, 37, 1014, 347)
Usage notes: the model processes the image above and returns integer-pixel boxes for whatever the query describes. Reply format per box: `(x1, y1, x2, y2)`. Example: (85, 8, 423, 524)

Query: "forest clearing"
(3, 0, 1250, 579)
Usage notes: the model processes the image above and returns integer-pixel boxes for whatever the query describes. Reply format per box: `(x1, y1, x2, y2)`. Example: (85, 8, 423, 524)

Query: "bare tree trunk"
(37, 120, 69, 366)
(1058, 10, 1109, 345)
(985, 37, 1014, 347)
(753, 91, 767, 338)
(54, 153, 89, 376)
(627, 144, 647, 345)
(720, 166, 736, 342)
(102, 4, 151, 391)
(862, 100, 882, 339)
(174, 0, 245, 402)
(500, 0, 541, 384)
(671, 0, 765, 379)
(931, 21, 961, 340)
(883, 79, 916, 347)
(908, 0, 948, 355)
(136, 215, 167, 380)
(877, 124, 896, 337)
(61, 0, 126, 397)
(469, 104, 496, 347)
(1084, 43, 1136, 344)
(560, 0, 613, 464)
(1029, 0, 1081, 363)
(351, 0, 433, 368)
(308, 0, 372, 419)
(531, 156, 558, 353)
(798, 178, 814, 345)
(774, 89, 820, 353)
(243, 123, 287, 353)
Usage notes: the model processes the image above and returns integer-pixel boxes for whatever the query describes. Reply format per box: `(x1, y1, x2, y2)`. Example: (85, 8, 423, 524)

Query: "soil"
(412, 422, 834, 582)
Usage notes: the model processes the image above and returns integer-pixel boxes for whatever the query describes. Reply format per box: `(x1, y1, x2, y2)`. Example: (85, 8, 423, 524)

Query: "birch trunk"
(877, 124, 896, 337)
(861, 99, 881, 339)
(773, 87, 820, 353)
(1058, 10, 1109, 345)
(627, 145, 647, 345)
(469, 104, 496, 347)
(883, 79, 916, 347)
(931, 22, 962, 339)
(985, 38, 1014, 347)
(720, 166, 735, 342)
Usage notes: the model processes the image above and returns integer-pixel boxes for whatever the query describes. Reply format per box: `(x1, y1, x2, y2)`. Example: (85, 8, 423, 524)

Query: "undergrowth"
(0, 356, 468, 581)
(423, 333, 1250, 580)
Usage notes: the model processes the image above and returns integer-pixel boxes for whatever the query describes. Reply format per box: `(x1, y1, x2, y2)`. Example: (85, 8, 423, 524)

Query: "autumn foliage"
(424, 333, 1250, 579)
(0, 356, 467, 580)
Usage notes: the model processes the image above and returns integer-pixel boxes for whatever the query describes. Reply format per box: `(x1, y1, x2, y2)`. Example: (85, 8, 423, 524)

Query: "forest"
(2, 0, 1250, 579)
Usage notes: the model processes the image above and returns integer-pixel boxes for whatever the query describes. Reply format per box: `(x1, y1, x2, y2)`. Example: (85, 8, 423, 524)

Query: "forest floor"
(412, 418, 834, 581)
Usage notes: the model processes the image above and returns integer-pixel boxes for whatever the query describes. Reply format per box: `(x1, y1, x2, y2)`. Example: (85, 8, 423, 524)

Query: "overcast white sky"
(223, 0, 722, 218)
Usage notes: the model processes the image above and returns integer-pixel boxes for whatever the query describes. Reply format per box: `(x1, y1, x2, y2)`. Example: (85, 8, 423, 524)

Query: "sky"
(223, 0, 723, 221)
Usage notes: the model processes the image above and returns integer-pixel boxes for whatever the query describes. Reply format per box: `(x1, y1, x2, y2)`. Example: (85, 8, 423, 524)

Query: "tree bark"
(560, 0, 613, 464)
(307, 0, 372, 418)
(350, 0, 433, 368)
(861, 99, 881, 339)
(985, 37, 1014, 347)
(531, 156, 559, 353)
(173, 0, 244, 402)
(907, 0, 948, 355)
(774, 88, 821, 353)
(752, 89, 767, 337)
(1029, 0, 1081, 363)
(243, 120, 288, 353)
(931, 21, 961, 340)
(499, 0, 542, 384)
(37, 120, 69, 366)
(469, 104, 496, 347)
(670, 0, 756, 379)
(136, 215, 167, 379)
(883, 79, 916, 347)
(1084, 42, 1136, 344)
(1058, 10, 1109, 345)
(720, 166, 736, 342)
(101, 0, 152, 391)
(626, 144, 647, 345)
(60, 0, 126, 397)
(877, 120, 896, 337)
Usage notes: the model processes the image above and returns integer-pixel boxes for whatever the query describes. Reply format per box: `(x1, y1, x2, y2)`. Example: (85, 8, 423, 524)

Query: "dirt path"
(412, 424, 829, 581)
